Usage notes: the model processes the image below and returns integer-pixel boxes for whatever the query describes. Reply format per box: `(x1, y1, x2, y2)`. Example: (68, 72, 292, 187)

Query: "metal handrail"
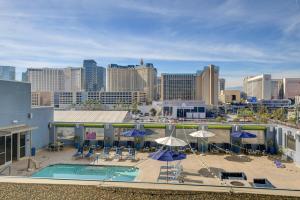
(0, 165, 11, 175)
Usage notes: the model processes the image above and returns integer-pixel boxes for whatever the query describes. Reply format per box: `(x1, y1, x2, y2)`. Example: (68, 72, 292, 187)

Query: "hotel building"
(107, 61, 157, 102)
(161, 65, 219, 105)
(283, 78, 300, 99)
(24, 67, 84, 92)
(243, 74, 272, 100)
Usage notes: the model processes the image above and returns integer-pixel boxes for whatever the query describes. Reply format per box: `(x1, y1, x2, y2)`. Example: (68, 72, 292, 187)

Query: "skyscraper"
(243, 74, 272, 100)
(83, 60, 106, 91)
(218, 78, 225, 92)
(161, 64, 219, 105)
(0, 66, 15, 80)
(25, 67, 84, 92)
(283, 78, 300, 99)
(107, 62, 157, 102)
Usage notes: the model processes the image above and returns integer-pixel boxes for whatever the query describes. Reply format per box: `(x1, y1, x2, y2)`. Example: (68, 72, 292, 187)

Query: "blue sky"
(0, 0, 300, 87)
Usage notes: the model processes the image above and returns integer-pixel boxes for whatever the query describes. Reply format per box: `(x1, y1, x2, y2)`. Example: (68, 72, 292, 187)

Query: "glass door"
(20, 134, 26, 158)
(0, 136, 5, 166)
(5, 135, 12, 163)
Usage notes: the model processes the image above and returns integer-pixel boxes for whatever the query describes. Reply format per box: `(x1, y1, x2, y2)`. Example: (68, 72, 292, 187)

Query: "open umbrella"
(149, 149, 186, 182)
(189, 130, 215, 154)
(155, 136, 187, 147)
(121, 129, 150, 137)
(231, 131, 256, 138)
(121, 129, 150, 148)
(231, 131, 256, 153)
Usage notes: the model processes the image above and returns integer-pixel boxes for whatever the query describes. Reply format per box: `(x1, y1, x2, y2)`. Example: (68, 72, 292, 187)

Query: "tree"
(237, 108, 254, 122)
(271, 108, 286, 121)
(150, 108, 157, 116)
(131, 100, 139, 114)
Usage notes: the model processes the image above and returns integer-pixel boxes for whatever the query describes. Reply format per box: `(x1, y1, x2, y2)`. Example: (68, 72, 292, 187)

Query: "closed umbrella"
(189, 130, 215, 154)
(149, 149, 186, 182)
(155, 136, 187, 147)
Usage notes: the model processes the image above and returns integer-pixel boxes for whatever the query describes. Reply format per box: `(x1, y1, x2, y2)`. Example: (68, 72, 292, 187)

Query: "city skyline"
(1, 0, 300, 87)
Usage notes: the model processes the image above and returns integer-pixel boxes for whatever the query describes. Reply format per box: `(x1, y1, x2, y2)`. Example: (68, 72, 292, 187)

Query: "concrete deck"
(2, 147, 300, 194)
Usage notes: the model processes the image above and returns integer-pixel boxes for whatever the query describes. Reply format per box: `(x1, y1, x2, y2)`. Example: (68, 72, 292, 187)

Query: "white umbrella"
(189, 130, 215, 154)
(155, 136, 187, 147)
(189, 130, 215, 138)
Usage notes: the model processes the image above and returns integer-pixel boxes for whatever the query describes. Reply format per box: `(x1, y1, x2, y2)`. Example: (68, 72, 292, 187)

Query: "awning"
(0, 124, 37, 136)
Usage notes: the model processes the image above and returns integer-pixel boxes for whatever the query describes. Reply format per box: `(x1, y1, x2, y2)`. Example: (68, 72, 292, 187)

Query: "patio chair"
(96, 140, 104, 150)
(127, 148, 136, 160)
(127, 141, 134, 148)
(102, 147, 110, 159)
(274, 160, 286, 168)
(73, 147, 83, 159)
(114, 147, 123, 160)
(85, 148, 94, 159)
(83, 140, 90, 150)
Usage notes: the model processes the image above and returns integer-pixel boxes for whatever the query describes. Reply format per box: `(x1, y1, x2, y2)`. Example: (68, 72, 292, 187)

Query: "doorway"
(12, 134, 18, 161)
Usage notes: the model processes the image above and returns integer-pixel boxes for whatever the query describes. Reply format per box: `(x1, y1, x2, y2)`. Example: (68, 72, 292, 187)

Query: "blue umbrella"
(231, 131, 257, 138)
(149, 149, 186, 182)
(121, 129, 150, 137)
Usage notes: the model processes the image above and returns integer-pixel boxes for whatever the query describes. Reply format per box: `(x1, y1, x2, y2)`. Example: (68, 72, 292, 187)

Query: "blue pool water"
(31, 164, 139, 182)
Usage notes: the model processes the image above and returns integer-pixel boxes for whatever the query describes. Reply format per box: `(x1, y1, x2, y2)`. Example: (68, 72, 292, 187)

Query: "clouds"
(0, 0, 299, 86)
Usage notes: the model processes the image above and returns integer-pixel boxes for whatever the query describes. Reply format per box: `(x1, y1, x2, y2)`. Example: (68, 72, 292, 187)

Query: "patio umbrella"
(121, 129, 150, 137)
(231, 131, 256, 138)
(155, 136, 187, 147)
(189, 130, 216, 154)
(149, 149, 186, 182)
(231, 131, 256, 153)
(189, 130, 216, 138)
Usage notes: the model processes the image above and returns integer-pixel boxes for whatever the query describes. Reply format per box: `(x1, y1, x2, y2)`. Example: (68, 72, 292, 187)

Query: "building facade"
(24, 67, 84, 92)
(243, 74, 272, 100)
(271, 79, 284, 99)
(161, 100, 206, 119)
(107, 62, 157, 102)
(161, 65, 219, 105)
(83, 60, 106, 92)
(0, 80, 53, 167)
(218, 78, 225, 92)
(219, 90, 241, 104)
(283, 78, 300, 99)
(0, 66, 15, 81)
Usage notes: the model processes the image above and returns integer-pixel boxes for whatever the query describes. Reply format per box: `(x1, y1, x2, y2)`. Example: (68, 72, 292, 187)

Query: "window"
(0, 136, 5, 165)
(20, 134, 26, 158)
(286, 134, 296, 151)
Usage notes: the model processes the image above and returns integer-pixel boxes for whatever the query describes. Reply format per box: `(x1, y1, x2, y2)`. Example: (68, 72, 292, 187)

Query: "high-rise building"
(25, 67, 84, 92)
(243, 74, 272, 100)
(218, 78, 225, 92)
(161, 64, 219, 105)
(107, 61, 157, 102)
(161, 74, 196, 101)
(156, 76, 161, 100)
(271, 79, 283, 99)
(283, 78, 300, 99)
(0, 66, 15, 80)
(83, 60, 106, 91)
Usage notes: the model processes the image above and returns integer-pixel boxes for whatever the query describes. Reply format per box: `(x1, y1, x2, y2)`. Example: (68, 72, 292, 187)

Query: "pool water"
(31, 164, 139, 182)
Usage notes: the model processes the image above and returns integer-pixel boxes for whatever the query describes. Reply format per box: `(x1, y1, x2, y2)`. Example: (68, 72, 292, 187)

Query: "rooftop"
(54, 110, 129, 123)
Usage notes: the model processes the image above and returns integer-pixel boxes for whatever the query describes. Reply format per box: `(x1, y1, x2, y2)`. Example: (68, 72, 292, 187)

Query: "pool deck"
(2, 147, 300, 196)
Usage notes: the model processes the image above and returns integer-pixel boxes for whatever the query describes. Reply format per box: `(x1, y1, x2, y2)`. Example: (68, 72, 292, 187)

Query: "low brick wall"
(0, 183, 297, 200)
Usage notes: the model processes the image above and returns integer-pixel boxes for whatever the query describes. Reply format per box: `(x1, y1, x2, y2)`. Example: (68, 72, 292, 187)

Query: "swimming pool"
(31, 164, 139, 182)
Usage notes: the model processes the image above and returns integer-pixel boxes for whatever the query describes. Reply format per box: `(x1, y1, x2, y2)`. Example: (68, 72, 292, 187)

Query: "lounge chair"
(114, 148, 123, 160)
(95, 140, 104, 150)
(274, 160, 286, 168)
(85, 148, 94, 159)
(127, 148, 136, 160)
(102, 147, 110, 159)
(73, 147, 83, 159)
